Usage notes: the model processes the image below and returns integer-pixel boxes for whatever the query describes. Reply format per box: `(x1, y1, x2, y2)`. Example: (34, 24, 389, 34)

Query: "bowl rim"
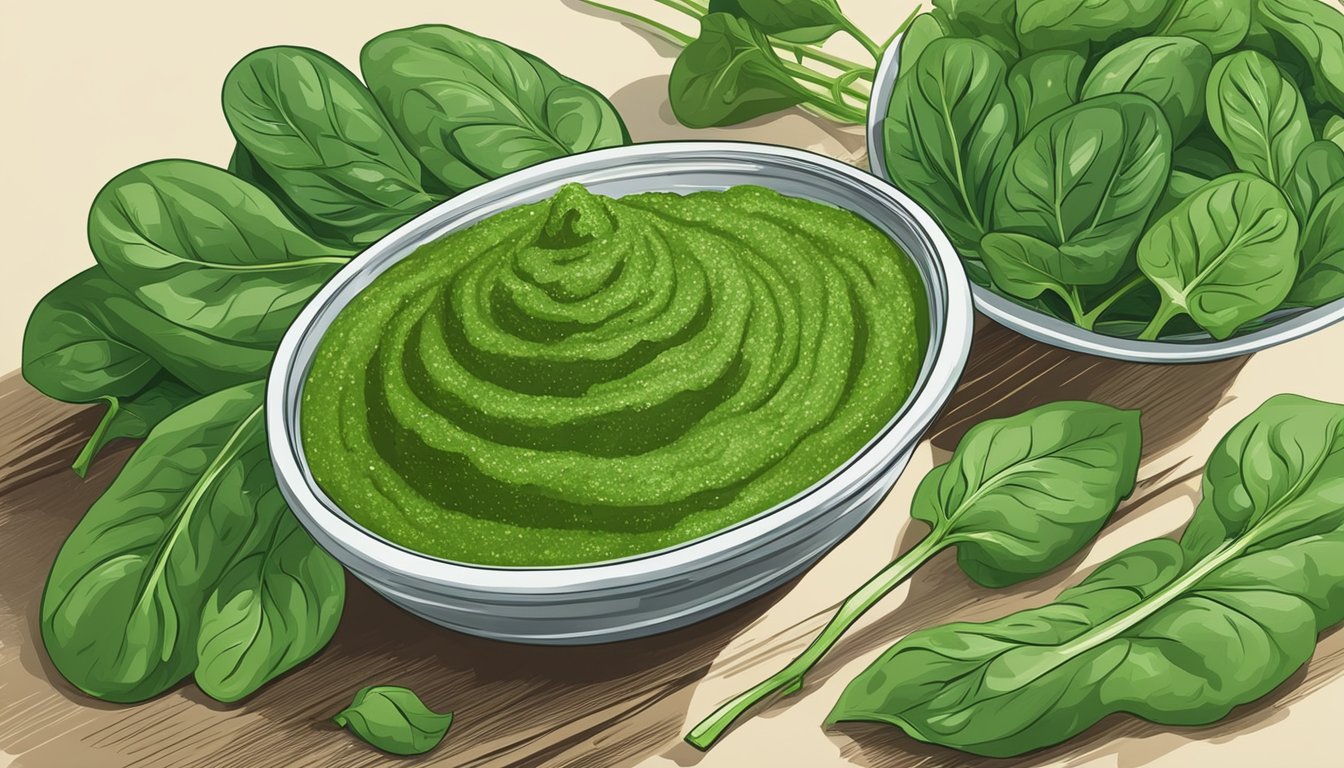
(267, 140, 973, 592)
(866, 34, 1344, 364)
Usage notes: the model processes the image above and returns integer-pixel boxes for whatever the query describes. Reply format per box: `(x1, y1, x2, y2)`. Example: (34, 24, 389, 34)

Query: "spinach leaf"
(22, 268, 272, 398)
(897, 12, 949, 70)
(1173, 132, 1238, 178)
(1287, 182, 1344, 306)
(71, 379, 197, 478)
(1206, 50, 1313, 185)
(668, 13, 810, 128)
(222, 46, 438, 248)
(40, 381, 344, 702)
(1016, 0, 1168, 49)
(1253, 0, 1344, 113)
(708, 0, 845, 44)
(933, 0, 1020, 62)
(1081, 36, 1213, 143)
(1154, 0, 1251, 54)
(361, 25, 629, 194)
(1006, 49, 1086, 134)
(686, 401, 1141, 750)
(1285, 140, 1344, 222)
(1137, 173, 1299, 340)
(1153, 169, 1210, 220)
(196, 505, 345, 702)
(883, 38, 1016, 252)
(226, 144, 325, 234)
(1325, 115, 1344, 153)
(831, 393, 1344, 759)
(334, 686, 453, 756)
(991, 94, 1171, 282)
(979, 232, 1091, 323)
(89, 160, 352, 346)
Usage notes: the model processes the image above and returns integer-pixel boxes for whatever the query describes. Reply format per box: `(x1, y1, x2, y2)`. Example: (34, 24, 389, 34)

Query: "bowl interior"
(865, 35, 1344, 363)
(268, 141, 972, 578)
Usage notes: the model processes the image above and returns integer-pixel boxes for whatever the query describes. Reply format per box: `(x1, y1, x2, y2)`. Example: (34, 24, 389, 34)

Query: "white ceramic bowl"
(867, 37, 1344, 363)
(267, 141, 972, 644)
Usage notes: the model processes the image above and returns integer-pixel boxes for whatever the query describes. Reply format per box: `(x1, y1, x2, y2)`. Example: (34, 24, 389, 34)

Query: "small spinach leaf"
(89, 160, 352, 346)
(1206, 50, 1312, 185)
(980, 232, 1089, 321)
(361, 25, 629, 194)
(933, 0, 1020, 62)
(897, 12, 949, 70)
(1155, 0, 1251, 54)
(883, 37, 1016, 252)
(1287, 182, 1344, 306)
(1137, 173, 1299, 339)
(1325, 115, 1344, 153)
(1006, 49, 1086, 133)
(668, 13, 809, 127)
(1173, 132, 1237, 178)
(333, 686, 453, 756)
(1285, 140, 1344, 222)
(1152, 170, 1210, 221)
(991, 94, 1171, 281)
(222, 46, 438, 248)
(1081, 36, 1213, 143)
(1016, 0, 1167, 49)
(830, 394, 1344, 758)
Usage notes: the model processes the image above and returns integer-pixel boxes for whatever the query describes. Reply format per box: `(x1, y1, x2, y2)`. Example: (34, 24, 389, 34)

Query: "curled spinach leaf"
(222, 46, 438, 248)
(1081, 36, 1213, 143)
(361, 25, 629, 194)
(1006, 49, 1086, 134)
(991, 94, 1171, 282)
(1287, 181, 1344, 306)
(89, 160, 352, 346)
(334, 685, 453, 756)
(831, 393, 1344, 759)
(1285, 140, 1344, 222)
(1155, 0, 1251, 54)
(1206, 50, 1312, 185)
(883, 37, 1016, 253)
(41, 381, 344, 703)
(1137, 173, 1299, 339)
(668, 13, 811, 128)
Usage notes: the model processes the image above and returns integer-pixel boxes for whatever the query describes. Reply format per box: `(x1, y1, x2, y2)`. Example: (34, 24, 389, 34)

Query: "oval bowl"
(268, 141, 972, 644)
(866, 36, 1344, 363)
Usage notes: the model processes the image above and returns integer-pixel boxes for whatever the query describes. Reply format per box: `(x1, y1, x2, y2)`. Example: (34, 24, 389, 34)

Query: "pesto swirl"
(302, 184, 926, 565)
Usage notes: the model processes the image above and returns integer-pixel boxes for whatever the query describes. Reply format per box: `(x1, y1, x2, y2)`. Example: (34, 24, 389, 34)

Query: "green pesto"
(301, 184, 926, 566)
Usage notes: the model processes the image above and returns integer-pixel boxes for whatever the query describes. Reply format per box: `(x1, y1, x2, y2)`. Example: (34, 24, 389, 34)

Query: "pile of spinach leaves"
(24, 24, 627, 704)
(884, 0, 1344, 341)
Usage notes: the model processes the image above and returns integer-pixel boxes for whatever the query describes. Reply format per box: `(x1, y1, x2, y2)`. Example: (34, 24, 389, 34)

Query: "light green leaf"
(334, 686, 453, 756)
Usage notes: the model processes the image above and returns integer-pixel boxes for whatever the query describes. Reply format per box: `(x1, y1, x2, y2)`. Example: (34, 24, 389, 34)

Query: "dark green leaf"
(1152, 169, 1210, 220)
(89, 160, 351, 346)
(1173, 132, 1237, 178)
(668, 13, 808, 128)
(1253, 0, 1344, 113)
(831, 393, 1344, 758)
(22, 268, 271, 398)
(991, 94, 1171, 283)
(933, 0, 1020, 61)
(222, 46, 438, 248)
(1016, 0, 1167, 49)
(1287, 182, 1344, 306)
(708, 0, 845, 44)
(361, 25, 629, 194)
(71, 378, 197, 477)
(40, 382, 343, 702)
(1138, 173, 1299, 339)
(1006, 49, 1086, 134)
(1206, 50, 1313, 185)
(1285, 140, 1344, 221)
(333, 685, 453, 756)
(883, 37, 1016, 252)
(979, 232, 1082, 312)
(1154, 0, 1251, 54)
(897, 13, 948, 71)
(1081, 36, 1213, 143)
(911, 400, 1142, 587)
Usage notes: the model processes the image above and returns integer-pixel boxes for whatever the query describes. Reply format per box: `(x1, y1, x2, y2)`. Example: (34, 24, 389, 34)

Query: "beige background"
(3, 2, 1344, 767)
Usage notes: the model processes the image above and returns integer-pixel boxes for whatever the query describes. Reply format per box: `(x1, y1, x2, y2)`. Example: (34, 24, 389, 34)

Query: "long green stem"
(841, 17, 883, 59)
(579, 0, 694, 44)
(685, 531, 946, 751)
(1078, 274, 1147, 330)
(72, 396, 120, 477)
(1138, 300, 1182, 341)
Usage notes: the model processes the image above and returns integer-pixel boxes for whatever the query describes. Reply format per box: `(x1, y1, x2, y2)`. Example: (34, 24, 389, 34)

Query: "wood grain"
(4, 319, 1344, 768)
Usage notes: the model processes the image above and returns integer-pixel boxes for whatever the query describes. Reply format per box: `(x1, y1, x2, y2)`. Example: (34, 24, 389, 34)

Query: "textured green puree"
(301, 184, 926, 565)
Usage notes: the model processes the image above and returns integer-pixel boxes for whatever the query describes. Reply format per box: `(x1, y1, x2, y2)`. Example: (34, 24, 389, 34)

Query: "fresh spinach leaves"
(830, 394, 1344, 758)
(1207, 50, 1313, 186)
(1081, 36, 1213, 142)
(1288, 182, 1344, 306)
(686, 401, 1142, 750)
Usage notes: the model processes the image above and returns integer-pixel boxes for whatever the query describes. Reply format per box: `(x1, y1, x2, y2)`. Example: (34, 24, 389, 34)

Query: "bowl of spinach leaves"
(867, 0, 1344, 363)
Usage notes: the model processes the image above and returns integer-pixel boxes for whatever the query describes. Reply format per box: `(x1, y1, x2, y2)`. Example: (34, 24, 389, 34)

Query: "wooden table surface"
(4, 317, 1344, 768)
